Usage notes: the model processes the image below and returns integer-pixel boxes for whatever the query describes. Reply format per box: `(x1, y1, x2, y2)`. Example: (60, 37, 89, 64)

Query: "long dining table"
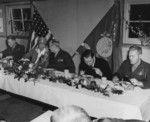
(0, 72, 150, 122)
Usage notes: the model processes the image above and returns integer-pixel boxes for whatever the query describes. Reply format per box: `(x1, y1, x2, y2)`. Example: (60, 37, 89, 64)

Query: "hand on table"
(93, 68, 103, 76)
(79, 70, 85, 75)
(5, 56, 13, 59)
(130, 78, 143, 87)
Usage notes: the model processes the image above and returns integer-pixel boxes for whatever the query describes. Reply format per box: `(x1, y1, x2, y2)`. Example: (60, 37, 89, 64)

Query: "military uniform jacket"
(117, 59, 150, 89)
(48, 49, 75, 73)
(2, 43, 25, 62)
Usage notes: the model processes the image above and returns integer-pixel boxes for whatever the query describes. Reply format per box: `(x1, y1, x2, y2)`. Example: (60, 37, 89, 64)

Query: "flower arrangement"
(0, 58, 15, 74)
(13, 59, 45, 82)
(0, 58, 134, 97)
(73, 76, 125, 96)
(0, 58, 45, 83)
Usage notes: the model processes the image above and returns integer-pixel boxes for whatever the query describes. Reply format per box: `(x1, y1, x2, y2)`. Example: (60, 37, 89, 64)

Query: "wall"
(0, 0, 114, 72)
(34, 0, 113, 53)
(1, 0, 149, 73)
(34, 0, 114, 72)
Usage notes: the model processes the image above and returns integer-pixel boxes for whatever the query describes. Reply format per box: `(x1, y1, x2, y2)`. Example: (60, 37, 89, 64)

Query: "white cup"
(64, 69, 69, 78)
(101, 77, 107, 83)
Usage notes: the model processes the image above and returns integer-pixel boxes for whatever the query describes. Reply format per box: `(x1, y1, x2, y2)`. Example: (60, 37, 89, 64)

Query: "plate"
(44, 68, 55, 71)
(54, 71, 64, 76)
(82, 75, 93, 79)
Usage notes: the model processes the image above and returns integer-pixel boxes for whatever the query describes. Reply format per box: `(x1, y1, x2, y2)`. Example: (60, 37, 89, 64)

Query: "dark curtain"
(112, 0, 124, 73)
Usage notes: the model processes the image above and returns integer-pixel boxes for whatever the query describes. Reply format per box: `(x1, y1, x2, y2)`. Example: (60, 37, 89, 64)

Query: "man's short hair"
(7, 35, 16, 41)
(129, 45, 142, 54)
(82, 49, 94, 58)
(50, 105, 92, 122)
(50, 39, 60, 47)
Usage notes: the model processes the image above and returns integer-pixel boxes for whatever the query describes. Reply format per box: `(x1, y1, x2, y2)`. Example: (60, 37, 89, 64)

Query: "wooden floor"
(0, 90, 96, 122)
(0, 90, 54, 122)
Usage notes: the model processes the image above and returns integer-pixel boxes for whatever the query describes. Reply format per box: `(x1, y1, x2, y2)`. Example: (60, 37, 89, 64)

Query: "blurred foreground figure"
(50, 105, 92, 122)
(93, 118, 145, 122)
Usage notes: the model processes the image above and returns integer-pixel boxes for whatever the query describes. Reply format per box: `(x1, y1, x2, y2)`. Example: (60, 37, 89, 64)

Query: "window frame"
(123, 0, 150, 45)
(0, 4, 6, 37)
(6, 2, 31, 39)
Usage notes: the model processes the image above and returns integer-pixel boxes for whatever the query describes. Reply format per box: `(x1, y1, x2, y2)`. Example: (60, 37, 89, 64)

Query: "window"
(124, 0, 150, 45)
(6, 3, 31, 38)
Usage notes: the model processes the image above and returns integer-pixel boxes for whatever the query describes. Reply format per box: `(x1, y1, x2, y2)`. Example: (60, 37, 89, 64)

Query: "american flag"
(26, 5, 54, 52)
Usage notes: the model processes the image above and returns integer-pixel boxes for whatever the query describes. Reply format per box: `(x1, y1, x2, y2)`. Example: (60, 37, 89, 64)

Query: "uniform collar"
(92, 56, 96, 67)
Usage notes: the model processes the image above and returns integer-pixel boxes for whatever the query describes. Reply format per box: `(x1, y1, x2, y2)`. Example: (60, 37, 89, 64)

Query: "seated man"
(0, 36, 25, 62)
(112, 45, 150, 89)
(50, 105, 92, 122)
(79, 49, 112, 80)
(50, 105, 144, 122)
(93, 118, 145, 122)
(48, 39, 75, 73)
(23, 37, 49, 68)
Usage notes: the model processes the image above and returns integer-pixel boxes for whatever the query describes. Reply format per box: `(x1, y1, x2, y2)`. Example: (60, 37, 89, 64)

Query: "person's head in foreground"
(0, 118, 7, 122)
(128, 45, 142, 65)
(50, 105, 92, 122)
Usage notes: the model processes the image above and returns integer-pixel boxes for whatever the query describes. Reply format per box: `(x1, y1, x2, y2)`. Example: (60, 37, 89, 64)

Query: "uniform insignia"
(57, 59, 63, 62)
(138, 69, 144, 76)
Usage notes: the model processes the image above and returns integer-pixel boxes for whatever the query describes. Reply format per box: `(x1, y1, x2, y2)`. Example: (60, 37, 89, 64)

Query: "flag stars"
(29, 6, 53, 44)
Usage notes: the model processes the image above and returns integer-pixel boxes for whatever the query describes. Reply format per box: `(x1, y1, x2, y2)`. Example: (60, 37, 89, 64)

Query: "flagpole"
(30, 0, 33, 19)
(26, 0, 33, 53)
(71, 52, 77, 59)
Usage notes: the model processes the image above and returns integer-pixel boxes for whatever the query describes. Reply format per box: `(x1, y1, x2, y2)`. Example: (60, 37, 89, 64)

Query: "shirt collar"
(92, 56, 96, 67)
(132, 59, 141, 71)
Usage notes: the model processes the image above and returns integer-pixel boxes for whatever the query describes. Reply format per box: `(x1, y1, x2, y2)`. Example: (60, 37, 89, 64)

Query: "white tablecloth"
(0, 73, 150, 121)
